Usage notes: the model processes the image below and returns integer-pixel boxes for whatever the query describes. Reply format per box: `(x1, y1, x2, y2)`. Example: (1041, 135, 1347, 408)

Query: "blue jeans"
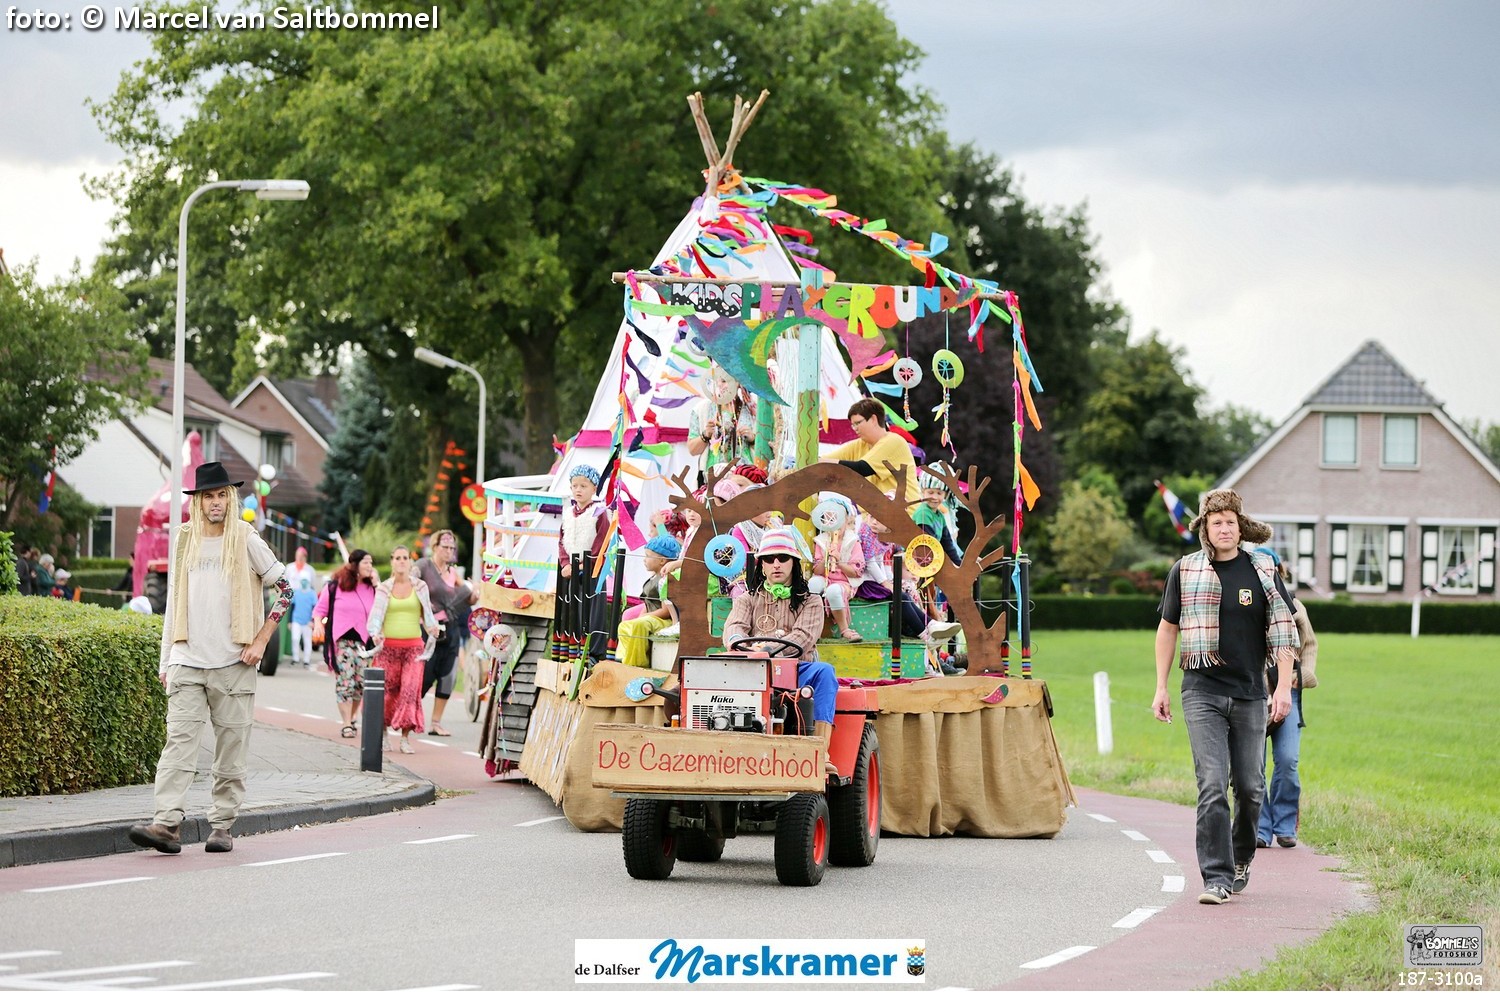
(1181, 688, 1266, 889)
(1258, 688, 1303, 842)
(797, 660, 837, 723)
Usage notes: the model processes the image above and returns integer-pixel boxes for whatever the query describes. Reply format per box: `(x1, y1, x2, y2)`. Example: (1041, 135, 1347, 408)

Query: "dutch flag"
(1155, 480, 1194, 543)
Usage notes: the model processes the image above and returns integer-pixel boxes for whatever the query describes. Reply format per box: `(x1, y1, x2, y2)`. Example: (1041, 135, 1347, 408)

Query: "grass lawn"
(1036, 630, 1499, 990)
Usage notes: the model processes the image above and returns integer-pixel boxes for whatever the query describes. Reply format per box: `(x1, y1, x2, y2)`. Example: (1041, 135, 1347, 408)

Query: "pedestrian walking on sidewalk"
(1152, 489, 1297, 905)
(367, 546, 440, 755)
(414, 528, 474, 737)
(129, 462, 291, 856)
(1255, 549, 1319, 850)
(313, 549, 379, 737)
(289, 576, 317, 664)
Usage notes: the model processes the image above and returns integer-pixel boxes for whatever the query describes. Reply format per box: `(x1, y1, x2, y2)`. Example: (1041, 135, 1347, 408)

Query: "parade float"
(472, 93, 1073, 839)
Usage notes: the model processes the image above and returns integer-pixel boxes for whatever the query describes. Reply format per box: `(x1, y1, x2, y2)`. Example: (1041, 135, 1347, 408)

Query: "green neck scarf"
(764, 582, 791, 601)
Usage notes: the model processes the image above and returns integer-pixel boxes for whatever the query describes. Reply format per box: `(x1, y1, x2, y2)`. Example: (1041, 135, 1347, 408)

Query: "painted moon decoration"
(904, 534, 947, 579)
(932, 349, 965, 388)
(703, 533, 747, 579)
(483, 623, 518, 659)
(468, 606, 500, 641)
(810, 499, 849, 533)
(893, 357, 924, 388)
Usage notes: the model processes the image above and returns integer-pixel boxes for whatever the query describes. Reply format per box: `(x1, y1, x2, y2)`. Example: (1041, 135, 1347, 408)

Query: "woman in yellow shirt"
(820, 398, 921, 504)
(367, 546, 440, 754)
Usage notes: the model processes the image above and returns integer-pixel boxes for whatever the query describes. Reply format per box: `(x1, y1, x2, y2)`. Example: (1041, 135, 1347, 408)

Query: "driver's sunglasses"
(760, 554, 794, 564)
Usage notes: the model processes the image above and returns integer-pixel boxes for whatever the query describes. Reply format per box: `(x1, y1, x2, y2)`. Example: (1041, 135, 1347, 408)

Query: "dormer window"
(1321, 414, 1357, 466)
(1382, 415, 1419, 467)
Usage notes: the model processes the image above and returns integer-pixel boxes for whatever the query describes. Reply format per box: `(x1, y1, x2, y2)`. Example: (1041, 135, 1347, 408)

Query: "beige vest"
(171, 520, 262, 646)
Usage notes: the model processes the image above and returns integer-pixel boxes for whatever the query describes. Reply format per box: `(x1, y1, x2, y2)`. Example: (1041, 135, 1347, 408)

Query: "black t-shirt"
(1159, 551, 1293, 701)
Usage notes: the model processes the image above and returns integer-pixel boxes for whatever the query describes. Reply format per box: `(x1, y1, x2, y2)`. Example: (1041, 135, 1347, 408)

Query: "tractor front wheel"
(774, 793, 829, 887)
(623, 798, 677, 880)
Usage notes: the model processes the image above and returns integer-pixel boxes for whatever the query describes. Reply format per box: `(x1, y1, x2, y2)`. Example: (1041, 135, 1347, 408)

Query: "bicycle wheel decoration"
(931, 349, 965, 452)
(468, 606, 500, 641)
(893, 356, 923, 423)
(904, 534, 946, 579)
(810, 499, 849, 534)
(703, 533, 747, 580)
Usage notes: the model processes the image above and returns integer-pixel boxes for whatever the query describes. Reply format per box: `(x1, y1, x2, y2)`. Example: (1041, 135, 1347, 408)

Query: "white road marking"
(1019, 945, 1096, 969)
(19, 961, 192, 979)
(158, 972, 337, 990)
(1121, 829, 1150, 841)
(1112, 906, 1163, 929)
(241, 853, 347, 867)
(298, 713, 326, 720)
(1086, 813, 1116, 823)
(0, 952, 60, 960)
(405, 834, 477, 845)
(24, 877, 155, 894)
(418, 738, 446, 747)
(390, 985, 481, 992)
(463, 751, 483, 758)
(263, 706, 290, 713)
(515, 815, 566, 827)
(1146, 849, 1174, 864)
(67, 976, 156, 986)
(1161, 875, 1186, 893)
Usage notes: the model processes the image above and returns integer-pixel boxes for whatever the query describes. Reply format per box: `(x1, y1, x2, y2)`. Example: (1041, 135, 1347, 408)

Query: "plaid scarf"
(1177, 550, 1297, 671)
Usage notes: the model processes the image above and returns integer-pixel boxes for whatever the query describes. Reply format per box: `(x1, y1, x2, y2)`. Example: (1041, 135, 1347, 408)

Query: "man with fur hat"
(723, 526, 839, 774)
(129, 462, 292, 855)
(1154, 489, 1297, 905)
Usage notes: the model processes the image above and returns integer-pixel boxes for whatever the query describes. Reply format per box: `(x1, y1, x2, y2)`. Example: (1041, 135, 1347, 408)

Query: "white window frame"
(1321, 413, 1358, 467)
(1381, 414, 1420, 469)
(89, 508, 116, 559)
(1436, 525, 1480, 596)
(1347, 523, 1388, 593)
(184, 419, 219, 461)
(261, 432, 294, 474)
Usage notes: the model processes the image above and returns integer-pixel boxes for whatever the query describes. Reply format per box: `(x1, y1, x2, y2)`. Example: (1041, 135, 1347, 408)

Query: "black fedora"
(184, 461, 244, 495)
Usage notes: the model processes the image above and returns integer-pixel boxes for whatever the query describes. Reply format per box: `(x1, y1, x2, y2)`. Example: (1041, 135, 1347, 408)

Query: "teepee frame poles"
(687, 89, 769, 195)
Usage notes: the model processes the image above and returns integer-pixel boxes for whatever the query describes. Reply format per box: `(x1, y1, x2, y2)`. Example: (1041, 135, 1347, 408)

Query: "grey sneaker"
(1232, 862, 1251, 894)
(1198, 884, 1231, 904)
(128, 822, 182, 855)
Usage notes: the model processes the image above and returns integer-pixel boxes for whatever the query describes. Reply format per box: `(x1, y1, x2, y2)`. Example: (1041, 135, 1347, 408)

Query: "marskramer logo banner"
(575, 938, 928, 984)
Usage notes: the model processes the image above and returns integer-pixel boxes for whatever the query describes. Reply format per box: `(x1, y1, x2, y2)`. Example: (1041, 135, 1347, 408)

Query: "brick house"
(1217, 340, 1499, 601)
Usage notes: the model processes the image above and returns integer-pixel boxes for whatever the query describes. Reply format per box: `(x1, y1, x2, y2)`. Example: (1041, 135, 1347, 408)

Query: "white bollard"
(1094, 671, 1113, 755)
(1411, 595, 1421, 639)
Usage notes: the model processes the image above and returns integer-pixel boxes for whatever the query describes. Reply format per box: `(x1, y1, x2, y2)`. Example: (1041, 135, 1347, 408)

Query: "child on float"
(558, 464, 611, 661)
(859, 500, 963, 648)
(913, 466, 965, 624)
(614, 535, 681, 668)
(721, 527, 839, 774)
(811, 493, 865, 642)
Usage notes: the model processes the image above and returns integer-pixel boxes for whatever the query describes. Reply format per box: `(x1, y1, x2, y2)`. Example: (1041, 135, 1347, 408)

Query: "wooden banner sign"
(591, 724, 825, 794)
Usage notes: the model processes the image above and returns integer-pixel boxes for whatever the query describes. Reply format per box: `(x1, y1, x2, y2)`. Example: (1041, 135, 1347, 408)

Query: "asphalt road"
(0, 666, 1193, 991)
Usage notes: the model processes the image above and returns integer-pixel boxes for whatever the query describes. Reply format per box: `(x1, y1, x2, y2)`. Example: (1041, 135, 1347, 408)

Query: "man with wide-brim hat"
(1152, 488, 1298, 905)
(129, 461, 290, 856)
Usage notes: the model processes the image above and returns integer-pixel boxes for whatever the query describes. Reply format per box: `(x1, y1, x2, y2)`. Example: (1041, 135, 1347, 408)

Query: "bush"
(347, 516, 420, 564)
(1109, 576, 1138, 595)
(0, 532, 18, 596)
(0, 596, 166, 795)
(72, 557, 130, 571)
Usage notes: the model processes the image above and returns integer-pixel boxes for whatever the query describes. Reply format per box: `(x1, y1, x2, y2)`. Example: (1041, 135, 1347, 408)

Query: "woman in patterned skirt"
(312, 548, 380, 737)
(367, 546, 440, 754)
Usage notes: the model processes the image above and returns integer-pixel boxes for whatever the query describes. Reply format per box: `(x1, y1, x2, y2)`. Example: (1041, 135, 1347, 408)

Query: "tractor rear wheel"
(828, 721, 880, 866)
(622, 798, 676, 880)
(676, 828, 725, 862)
(773, 792, 829, 887)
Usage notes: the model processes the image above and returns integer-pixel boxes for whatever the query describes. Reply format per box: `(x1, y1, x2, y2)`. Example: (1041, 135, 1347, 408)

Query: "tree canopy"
(92, 0, 947, 474)
(0, 264, 146, 529)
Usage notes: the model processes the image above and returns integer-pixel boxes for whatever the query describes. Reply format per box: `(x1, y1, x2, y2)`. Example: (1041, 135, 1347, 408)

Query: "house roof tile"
(1302, 340, 1441, 409)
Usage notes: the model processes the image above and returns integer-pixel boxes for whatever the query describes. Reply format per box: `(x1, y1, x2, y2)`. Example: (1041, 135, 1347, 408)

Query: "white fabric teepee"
(485, 194, 864, 595)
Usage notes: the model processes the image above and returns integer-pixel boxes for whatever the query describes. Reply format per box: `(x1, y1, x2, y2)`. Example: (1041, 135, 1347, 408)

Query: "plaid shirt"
(1176, 550, 1296, 672)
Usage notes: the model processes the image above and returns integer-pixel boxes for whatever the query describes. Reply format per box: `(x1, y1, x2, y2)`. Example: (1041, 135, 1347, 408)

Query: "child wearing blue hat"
(615, 535, 682, 668)
(558, 464, 611, 661)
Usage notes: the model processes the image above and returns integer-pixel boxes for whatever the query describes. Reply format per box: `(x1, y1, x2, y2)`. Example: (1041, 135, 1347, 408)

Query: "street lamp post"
(414, 347, 487, 582)
(169, 179, 310, 552)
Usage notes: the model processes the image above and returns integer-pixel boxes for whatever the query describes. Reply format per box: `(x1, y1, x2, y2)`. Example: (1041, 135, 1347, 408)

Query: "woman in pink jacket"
(312, 549, 379, 738)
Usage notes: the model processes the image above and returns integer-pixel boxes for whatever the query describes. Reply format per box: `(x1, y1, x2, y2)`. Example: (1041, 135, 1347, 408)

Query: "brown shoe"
(205, 828, 234, 853)
(128, 822, 182, 855)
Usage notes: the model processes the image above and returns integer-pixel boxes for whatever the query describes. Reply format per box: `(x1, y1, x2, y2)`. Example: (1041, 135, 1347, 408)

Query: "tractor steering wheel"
(729, 635, 805, 660)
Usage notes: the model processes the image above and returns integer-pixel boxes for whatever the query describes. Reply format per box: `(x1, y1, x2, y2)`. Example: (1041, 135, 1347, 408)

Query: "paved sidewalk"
(0, 723, 433, 868)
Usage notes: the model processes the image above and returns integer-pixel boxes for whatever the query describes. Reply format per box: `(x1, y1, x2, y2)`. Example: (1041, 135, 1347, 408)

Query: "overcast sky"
(3, 1, 1497, 425)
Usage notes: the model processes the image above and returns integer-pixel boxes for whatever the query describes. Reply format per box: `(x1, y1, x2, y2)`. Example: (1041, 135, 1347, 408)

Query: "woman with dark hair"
(722, 527, 838, 773)
(313, 549, 379, 737)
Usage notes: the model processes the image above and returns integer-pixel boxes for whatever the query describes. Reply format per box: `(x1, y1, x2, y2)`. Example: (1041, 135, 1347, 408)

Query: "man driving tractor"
(720, 526, 838, 775)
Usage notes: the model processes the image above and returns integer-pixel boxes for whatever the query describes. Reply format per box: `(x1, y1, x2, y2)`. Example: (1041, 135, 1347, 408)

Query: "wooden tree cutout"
(664, 461, 1009, 675)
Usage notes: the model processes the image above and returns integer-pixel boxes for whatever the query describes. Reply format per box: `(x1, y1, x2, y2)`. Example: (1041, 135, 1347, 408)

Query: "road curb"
(0, 777, 436, 869)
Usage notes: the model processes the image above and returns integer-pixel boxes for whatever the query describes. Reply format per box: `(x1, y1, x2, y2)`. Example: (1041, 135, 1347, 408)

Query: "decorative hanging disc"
(460, 484, 487, 524)
(468, 606, 501, 641)
(903, 534, 947, 579)
(703, 533, 747, 579)
(893, 357, 924, 389)
(810, 499, 849, 534)
(483, 623, 518, 659)
(932, 350, 965, 388)
(708, 373, 740, 405)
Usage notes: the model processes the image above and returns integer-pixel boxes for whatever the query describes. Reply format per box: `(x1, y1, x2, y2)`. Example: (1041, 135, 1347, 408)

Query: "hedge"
(1026, 595, 1500, 635)
(0, 595, 166, 795)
